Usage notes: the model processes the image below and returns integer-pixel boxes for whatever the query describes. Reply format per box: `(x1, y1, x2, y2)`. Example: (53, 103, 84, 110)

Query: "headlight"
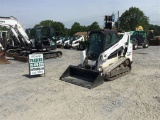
(98, 66, 103, 71)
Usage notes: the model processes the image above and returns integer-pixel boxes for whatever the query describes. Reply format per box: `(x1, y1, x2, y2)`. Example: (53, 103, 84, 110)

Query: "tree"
(34, 20, 54, 28)
(81, 25, 88, 32)
(118, 7, 149, 31)
(149, 24, 160, 36)
(64, 28, 71, 36)
(70, 22, 82, 35)
(69, 22, 102, 36)
(88, 22, 101, 31)
(34, 20, 65, 36)
(52, 22, 65, 36)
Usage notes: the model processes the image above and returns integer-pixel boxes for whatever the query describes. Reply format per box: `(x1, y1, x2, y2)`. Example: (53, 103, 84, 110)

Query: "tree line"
(34, 21, 102, 36)
(0, 7, 160, 36)
(34, 7, 160, 36)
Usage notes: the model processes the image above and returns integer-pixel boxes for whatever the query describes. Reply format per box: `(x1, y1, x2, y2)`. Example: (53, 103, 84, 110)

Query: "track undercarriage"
(103, 57, 131, 81)
(6, 49, 62, 62)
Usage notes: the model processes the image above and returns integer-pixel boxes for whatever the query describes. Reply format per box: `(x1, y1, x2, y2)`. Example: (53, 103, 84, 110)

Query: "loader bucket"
(60, 65, 104, 89)
(0, 52, 10, 64)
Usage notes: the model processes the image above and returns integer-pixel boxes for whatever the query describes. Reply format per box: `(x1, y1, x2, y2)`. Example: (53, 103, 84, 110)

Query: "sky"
(0, 0, 160, 29)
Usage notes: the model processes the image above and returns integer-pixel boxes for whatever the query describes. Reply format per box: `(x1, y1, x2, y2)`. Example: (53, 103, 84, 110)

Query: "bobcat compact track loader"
(60, 30, 133, 89)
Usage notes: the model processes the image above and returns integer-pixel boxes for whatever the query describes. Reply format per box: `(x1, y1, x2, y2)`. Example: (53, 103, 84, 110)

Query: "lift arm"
(0, 16, 32, 49)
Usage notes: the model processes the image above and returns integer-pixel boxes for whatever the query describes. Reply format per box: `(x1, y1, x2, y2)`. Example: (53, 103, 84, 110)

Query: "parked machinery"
(26, 26, 57, 50)
(54, 36, 64, 48)
(63, 36, 72, 48)
(60, 30, 133, 89)
(148, 30, 160, 45)
(64, 35, 85, 49)
(131, 30, 149, 50)
(0, 16, 62, 62)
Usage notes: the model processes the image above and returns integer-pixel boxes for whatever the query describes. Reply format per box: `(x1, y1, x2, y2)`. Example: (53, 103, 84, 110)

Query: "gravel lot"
(0, 46, 160, 120)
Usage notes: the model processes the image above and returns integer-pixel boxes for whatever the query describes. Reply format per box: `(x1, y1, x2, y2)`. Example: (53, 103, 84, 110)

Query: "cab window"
(105, 33, 119, 49)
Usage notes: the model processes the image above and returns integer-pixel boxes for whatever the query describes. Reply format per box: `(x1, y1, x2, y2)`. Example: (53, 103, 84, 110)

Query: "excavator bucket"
(0, 51, 10, 64)
(60, 65, 104, 89)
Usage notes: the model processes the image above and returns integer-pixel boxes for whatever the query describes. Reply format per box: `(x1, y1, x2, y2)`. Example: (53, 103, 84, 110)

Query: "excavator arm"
(0, 16, 32, 50)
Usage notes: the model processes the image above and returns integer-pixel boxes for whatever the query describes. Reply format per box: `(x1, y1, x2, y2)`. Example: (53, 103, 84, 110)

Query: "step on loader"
(60, 30, 133, 89)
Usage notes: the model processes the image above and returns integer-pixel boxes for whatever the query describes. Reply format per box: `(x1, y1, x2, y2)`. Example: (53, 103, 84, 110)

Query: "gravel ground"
(0, 46, 160, 120)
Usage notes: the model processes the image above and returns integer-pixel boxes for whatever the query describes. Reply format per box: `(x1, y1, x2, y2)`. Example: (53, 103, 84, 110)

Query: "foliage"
(69, 22, 101, 36)
(118, 7, 149, 31)
(34, 20, 65, 36)
(52, 22, 65, 35)
(34, 19, 102, 36)
(149, 24, 160, 36)
(33, 6, 160, 36)
(88, 22, 101, 31)
(70, 22, 82, 35)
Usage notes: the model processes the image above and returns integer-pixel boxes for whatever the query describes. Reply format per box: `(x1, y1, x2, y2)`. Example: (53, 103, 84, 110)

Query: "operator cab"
(26, 27, 56, 51)
(70, 35, 81, 44)
(86, 30, 120, 61)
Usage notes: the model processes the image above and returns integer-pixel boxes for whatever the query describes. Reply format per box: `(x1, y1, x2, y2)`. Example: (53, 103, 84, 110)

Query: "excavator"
(0, 16, 62, 63)
(60, 30, 133, 89)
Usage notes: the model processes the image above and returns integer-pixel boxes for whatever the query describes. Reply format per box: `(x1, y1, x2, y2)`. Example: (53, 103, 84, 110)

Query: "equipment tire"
(143, 40, 149, 48)
(133, 40, 138, 50)
(79, 42, 84, 50)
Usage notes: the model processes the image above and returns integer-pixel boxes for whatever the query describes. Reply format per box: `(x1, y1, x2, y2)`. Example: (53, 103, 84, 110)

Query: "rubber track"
(6, 51, 62, 62)
(43, 51, 62, 59)
(103, 57, 131, 81)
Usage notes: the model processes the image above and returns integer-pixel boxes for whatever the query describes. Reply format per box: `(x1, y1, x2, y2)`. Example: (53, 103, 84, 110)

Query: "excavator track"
(6, 52, 28, 62)
(6, 50, 62, 62)
(103, 57, 131, 81)
(43, 51, 62, 59)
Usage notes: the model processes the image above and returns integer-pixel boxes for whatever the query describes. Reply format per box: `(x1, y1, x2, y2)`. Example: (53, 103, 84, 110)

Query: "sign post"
(28, 54, 45, 78)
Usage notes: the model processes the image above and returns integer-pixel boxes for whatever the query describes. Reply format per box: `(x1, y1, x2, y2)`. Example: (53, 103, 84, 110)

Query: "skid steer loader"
(60, 30, 133, 89)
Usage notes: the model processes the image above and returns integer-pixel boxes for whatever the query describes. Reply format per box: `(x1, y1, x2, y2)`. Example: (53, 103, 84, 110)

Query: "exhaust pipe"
(60, 65, 104, 89)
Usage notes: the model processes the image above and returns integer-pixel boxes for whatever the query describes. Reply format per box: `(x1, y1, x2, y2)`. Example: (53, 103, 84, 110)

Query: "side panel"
(97, 32, 133, 70)
(80, 50, 86, 65)
(125, 32, 133, 62)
